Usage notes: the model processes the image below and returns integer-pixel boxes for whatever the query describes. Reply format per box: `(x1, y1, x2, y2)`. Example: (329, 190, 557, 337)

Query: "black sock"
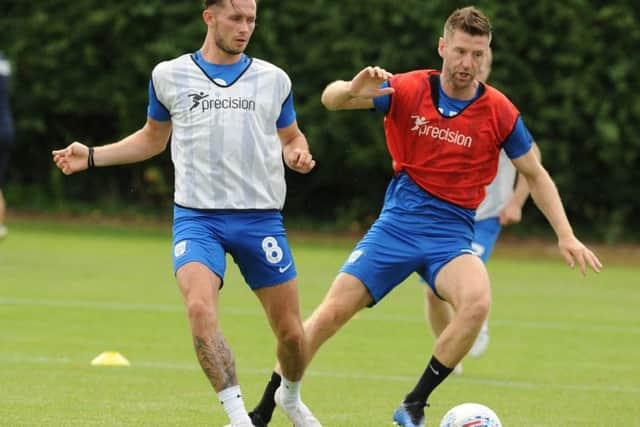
(404, 355, 453, 406)
(249, 372, 281, 424)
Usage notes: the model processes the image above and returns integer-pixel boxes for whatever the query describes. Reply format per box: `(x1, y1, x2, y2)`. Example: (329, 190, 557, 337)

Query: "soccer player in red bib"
(250, 6, 602, 427)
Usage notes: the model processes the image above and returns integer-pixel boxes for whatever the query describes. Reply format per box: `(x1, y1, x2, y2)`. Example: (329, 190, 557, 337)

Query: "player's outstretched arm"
(321, 66, 394, 111)
(51, 117, 172, 175)
(512, 149, 602, 275)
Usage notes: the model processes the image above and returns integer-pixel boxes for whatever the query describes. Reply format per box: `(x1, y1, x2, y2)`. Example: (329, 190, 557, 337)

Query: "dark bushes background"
(1, 0, 638, 240)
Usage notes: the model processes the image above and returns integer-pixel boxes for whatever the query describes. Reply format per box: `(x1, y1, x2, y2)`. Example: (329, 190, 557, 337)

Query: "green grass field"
(1, 219, 639, 426)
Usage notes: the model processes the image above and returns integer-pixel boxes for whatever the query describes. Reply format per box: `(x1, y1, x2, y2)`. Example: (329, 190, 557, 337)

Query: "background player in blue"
(0, 51, 15, 241)
(52, 1, 321, 426)
(423, 48, 542, 373)
(252, 7, 601, 427)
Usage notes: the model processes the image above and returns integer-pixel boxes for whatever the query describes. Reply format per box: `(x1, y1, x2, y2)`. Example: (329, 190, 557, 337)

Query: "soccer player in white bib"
(52, 1, 320, 426)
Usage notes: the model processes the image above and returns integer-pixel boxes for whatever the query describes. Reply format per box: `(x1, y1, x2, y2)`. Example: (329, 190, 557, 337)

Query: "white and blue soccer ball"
(439, 402, 502, 427)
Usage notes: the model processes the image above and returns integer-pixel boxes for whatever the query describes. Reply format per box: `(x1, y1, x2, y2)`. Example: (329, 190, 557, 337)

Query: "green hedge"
(1, 0, 638, 240)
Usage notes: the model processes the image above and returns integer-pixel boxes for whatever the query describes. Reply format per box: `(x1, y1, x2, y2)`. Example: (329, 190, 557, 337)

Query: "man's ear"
(203, 8, 215, 26)
(437, 37, 445, 59)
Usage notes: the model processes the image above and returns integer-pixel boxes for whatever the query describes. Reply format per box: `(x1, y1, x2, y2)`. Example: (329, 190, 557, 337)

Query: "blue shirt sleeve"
(372, 81, 391, 114)
(147, 80, 171, 121)
(276, 91, 296, 128)
(503, 116, 533, 159)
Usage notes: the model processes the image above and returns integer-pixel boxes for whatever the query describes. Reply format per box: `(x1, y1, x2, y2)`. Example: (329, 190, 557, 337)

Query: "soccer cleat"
(274, 386, 322, 427)
(392, 401, 426, 427)
(0, 224, 7, 240)
(468, 322, 490, 358)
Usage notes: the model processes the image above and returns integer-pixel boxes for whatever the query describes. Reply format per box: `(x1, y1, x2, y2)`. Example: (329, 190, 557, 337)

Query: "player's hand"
(349, 66, 395, 99)
(558, 236, 603, 275)
(52, 142, 90, 175)
(285, 148, 316, 174)
(499, 203, 522, 226)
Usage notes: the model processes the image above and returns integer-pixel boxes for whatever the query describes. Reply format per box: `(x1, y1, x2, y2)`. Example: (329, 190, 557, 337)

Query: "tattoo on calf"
(193, 333, 238, 390)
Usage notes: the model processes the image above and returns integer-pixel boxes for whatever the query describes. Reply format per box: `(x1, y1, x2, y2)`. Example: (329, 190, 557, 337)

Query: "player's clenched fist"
(285, 148, 316, 174)
(52, 142, 90, 175)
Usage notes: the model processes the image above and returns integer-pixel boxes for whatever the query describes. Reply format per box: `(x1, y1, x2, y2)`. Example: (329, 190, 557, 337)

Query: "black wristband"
(88, 146, 95, 169)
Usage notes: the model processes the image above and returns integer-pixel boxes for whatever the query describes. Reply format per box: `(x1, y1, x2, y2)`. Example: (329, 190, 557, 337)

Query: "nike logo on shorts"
(279, 262, 293, 273)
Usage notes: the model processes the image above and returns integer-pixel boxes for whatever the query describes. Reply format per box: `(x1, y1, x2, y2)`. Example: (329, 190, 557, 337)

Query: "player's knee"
(185, 298, 216, 327)
(465, 295, 491, 327)
(454, 282, 490, 321)
(276, 323, 304, 351)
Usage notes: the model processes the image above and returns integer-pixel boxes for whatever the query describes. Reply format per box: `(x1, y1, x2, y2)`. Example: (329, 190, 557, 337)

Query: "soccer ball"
(439, 402, 502, 427)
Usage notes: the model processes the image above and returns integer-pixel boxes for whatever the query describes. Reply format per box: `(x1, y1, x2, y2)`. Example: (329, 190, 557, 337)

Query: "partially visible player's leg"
(285, 273, 371, 426)
(468, 318, 490, 358)
(420, 218, 501, 371)
(251, 273, 371, 426)
(0, 190, 6, 240)
(173, 209, 253, 426)
(303, 272, 374, 361)
(255, 213, 419, 426)
(0, 145, 10, 240)
(432, 254, 491, 367)
(424, 286, 454, 337)
(230, 210, 319, 426)
(423, 288, 462, 374)
(177, 262, 253, 425)
(249, 372, 280, 427)
(255, 278, 321, 427)
(395, 255, 490, 427)
(468, 217, 502, 357)
(256, 279, 305, 380)
(176, 262, 227, 388)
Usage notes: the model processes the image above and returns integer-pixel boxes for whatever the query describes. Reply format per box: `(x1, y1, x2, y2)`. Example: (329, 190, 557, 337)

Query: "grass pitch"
(0, 218, 638, 426)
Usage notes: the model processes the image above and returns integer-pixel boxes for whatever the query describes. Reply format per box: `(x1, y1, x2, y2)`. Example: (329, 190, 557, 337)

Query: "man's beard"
(447, 69, 474, 90)
(215, 36, 244, 56)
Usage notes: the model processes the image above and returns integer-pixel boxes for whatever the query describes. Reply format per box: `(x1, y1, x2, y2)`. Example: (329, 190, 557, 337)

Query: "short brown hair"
(203, 0, 258, 8)
(444, 6, 492, 40)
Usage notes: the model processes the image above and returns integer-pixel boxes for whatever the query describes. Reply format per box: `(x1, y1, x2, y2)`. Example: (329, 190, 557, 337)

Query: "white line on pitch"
(1, 353, 638, 395)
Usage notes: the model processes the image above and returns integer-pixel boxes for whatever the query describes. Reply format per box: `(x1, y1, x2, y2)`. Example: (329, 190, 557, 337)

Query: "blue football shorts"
(414, 217, 502, 289)
(172, 205, 297, 289)
(341, 207, 475, 305)
(471, 217, 502, 263)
